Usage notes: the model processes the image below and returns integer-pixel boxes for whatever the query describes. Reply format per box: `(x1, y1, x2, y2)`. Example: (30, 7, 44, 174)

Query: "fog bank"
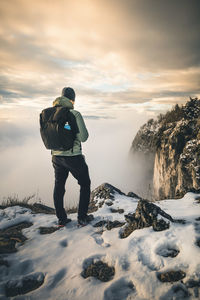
(0, 109, 153, 208)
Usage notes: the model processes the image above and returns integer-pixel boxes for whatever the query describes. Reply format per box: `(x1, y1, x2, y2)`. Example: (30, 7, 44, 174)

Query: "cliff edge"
(130, 97, 200, 199)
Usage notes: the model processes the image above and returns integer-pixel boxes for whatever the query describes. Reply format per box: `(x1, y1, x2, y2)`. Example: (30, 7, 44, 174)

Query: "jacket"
(51, 96, 89, 156)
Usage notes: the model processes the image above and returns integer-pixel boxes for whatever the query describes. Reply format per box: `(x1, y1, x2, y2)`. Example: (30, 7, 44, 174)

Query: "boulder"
(0, 222, 33, 254)
(81, 261, 115, 282)
(157, 270, 186, 283)
(119, 199, 173, 238)
(89, 183, 125, 212)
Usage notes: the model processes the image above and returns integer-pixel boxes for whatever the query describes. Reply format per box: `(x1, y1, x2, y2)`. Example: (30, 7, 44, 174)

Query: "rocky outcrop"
(119, 199, 173, 238)
(89, 183, 126, 212)
(130, 97, 200, 199)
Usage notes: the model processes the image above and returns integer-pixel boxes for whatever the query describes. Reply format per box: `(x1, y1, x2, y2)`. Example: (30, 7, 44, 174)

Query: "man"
(51, 87, 92, 227)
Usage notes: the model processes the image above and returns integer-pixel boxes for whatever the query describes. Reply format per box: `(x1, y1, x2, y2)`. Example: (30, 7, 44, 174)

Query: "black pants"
(52, 155, 91, 221)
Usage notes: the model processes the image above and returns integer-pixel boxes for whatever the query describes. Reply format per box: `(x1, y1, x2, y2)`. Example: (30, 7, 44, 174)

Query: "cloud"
(0, 0, 199, 116)
(83, 115, 114, 120)
(0, 120, 37, 149)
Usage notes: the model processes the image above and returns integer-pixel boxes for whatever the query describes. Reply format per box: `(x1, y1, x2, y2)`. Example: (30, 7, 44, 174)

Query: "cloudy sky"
(0, 0, 200, 205)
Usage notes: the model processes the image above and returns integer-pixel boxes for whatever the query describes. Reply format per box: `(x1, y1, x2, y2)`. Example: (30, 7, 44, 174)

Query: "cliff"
(130, 97, 200, 200)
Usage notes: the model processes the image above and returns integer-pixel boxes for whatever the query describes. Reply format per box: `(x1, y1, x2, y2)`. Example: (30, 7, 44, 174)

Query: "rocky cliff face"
(130, 98, 200, 200)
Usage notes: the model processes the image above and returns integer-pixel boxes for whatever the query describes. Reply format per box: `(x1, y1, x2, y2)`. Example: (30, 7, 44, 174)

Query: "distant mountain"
(130, 97, 200, 200)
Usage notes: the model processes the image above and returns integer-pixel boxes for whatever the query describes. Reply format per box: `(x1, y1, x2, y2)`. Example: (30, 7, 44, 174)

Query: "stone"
(119, 223, 136, 239)
(157, 270, 186, 283)
(0, 222, 33, 254)
(31, 203, 55, 214)
(89, 183, 126, 212)
(81, 261, 115, 282)
(119, 199, 173, 238)
(93, 220, 125, 230)
(110, 208, 124, 214)
(127, 192, 142, 199)
(91, 183, 125, 200)
(106, 220, 125, 230)
(0, 238, 17, 254)
(5, 272, 45, 297)
(39, 227, 60, 234)
(152, 218, 170, 231)
(93, 220, 107, 228)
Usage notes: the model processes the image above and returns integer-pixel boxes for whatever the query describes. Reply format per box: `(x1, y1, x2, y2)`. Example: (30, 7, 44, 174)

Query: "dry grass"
(1, 194, 36, 208)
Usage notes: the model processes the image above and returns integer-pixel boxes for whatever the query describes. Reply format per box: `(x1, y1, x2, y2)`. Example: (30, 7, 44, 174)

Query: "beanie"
(61, 87, 76, 101)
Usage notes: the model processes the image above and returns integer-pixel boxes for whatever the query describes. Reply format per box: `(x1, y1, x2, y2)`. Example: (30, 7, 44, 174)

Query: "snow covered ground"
(0, 191, 200, 300)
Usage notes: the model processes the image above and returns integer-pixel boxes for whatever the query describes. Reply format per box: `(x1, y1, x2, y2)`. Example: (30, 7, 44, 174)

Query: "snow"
(0, 193, 200, 300)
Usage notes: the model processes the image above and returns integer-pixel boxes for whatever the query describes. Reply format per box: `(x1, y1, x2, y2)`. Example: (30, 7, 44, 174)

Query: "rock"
(93, 220, 107, 228)
(127, 192, 142, 199)
(89, 183, 126, 212)
(0, 222, 33, 254)
(0, 202, 55, 214)
(105, 200, 113, 206)
(173, 219, 187, 224)
(110, 208, 124, 214)
(119, 199, 173, 238)
(93, 220, 125, 230)
(91, 183, 125, 201)
(157, 270, 186, 283)
(130, 97, 200, 200)
(119, 223, 136, 239)
(5, 272, 45, 297)
(81, 261, 115, 282)
(0, 238, 17, 254)
(152, 218, 170, 231)
(106, 220, 125, 230)
(39, 227, 60, 234)
(31, 203, 55, 214)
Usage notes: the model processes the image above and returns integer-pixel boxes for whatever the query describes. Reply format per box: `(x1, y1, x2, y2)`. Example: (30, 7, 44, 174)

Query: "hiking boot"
(77, 214, 94, 227)
(57, 218, 72, 227)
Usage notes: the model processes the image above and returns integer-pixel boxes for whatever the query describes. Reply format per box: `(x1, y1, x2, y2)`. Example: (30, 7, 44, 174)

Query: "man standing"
(51, 87, 92, 227)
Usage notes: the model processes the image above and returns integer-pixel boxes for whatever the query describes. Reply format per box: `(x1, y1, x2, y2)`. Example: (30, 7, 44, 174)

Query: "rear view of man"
(51, 87, 92, 227)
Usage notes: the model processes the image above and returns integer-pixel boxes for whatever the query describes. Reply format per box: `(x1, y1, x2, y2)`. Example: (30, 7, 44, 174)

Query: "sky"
(0, 0, 200, 206)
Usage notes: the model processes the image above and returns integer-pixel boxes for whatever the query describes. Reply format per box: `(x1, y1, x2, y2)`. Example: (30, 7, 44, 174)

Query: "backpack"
(39, 106, 79, 150)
